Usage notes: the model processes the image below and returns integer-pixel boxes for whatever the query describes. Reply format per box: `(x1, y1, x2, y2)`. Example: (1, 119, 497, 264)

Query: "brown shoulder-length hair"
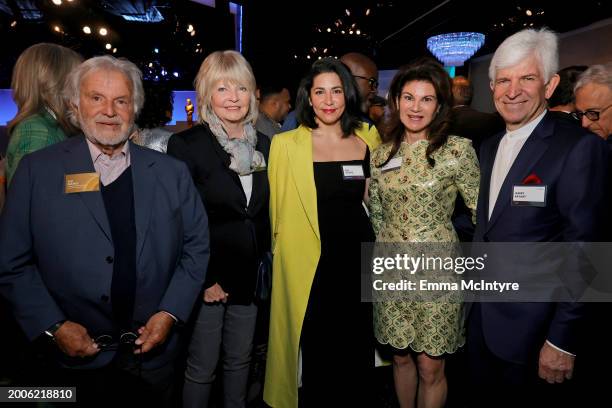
(8, 43, 82, 135)
(379, 57, 453, 168)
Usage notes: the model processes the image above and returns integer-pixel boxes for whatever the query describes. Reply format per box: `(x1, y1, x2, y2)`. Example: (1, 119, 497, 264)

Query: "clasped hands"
(52, 311, 175, 357)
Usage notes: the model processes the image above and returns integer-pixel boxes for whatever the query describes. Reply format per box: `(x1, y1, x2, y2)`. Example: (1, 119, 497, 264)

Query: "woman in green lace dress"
(369, 58, 480, 408)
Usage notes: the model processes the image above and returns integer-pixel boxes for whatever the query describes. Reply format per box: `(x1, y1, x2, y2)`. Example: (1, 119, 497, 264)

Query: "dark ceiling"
(1, 0, 611, 93)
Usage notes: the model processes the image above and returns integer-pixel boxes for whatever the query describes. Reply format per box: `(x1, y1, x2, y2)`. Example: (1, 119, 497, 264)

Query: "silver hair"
(489, 28, 559, 84)
(574, 62, 612, 92)
(64, 55, 144, 127)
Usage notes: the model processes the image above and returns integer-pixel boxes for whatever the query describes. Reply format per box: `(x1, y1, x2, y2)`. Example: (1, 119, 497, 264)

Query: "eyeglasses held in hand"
(572, 103, 612, 122)
(94, 331, 139, 351)
(353, 75, 379, 90)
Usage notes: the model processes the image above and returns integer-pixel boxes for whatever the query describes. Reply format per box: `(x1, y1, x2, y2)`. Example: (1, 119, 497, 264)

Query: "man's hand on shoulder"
(134, 311, 174, 354)
(53, 321, 99, 358)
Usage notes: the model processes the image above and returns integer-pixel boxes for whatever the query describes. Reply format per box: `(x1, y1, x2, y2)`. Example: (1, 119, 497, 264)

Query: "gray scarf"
(207, 111, 265, 175)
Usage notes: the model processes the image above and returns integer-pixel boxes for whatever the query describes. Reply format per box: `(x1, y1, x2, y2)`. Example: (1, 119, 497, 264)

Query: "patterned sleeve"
(454, 140, 480, 224)
(368, 147, 384, 236)
(6, 121, 54, 185)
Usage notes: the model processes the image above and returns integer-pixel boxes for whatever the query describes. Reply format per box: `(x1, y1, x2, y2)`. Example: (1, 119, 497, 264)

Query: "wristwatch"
(44, 320, 66, 339)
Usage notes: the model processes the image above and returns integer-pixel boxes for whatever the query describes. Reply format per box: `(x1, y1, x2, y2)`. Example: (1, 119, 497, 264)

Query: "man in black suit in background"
(449, 75, 505, 157)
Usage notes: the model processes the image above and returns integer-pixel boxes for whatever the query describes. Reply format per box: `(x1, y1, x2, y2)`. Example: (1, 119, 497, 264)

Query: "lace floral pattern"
(369, 136, 480, 355)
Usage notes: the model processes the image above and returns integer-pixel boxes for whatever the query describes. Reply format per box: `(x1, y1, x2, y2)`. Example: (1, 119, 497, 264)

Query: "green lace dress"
(369, 136, 480, 355)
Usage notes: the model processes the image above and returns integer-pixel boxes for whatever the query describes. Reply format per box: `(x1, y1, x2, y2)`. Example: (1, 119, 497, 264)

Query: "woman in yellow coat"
(264, 58, 380, 407)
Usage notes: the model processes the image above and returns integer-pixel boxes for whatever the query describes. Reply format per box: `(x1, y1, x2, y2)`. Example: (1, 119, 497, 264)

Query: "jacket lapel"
(288, 126, 320, 240)
(248, 136, 270, 212)
(486, 114, 554, 232)
(129, 142, 156, 262)
(61, 136, 112, 243)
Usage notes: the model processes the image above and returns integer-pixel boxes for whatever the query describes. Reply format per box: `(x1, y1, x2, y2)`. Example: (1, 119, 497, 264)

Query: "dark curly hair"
(379, 57, 453, 168)
(295, 57, 362, 137)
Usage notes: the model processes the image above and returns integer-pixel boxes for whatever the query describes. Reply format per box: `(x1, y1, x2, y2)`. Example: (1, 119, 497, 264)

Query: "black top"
(304, 149, 374, 323)
(167, 123, 270, 305)
(101, 168, 137, 331)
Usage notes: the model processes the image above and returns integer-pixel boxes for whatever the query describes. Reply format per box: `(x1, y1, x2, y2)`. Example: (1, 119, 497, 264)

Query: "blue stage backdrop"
(0, 89, 197, 126)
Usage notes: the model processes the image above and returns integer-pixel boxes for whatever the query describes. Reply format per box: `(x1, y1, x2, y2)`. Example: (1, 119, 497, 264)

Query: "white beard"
(79, 112, 133, 147)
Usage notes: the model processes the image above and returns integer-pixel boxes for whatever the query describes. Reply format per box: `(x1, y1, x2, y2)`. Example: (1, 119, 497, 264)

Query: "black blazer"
(448, 106, 505, 157)
(167, 123, 271, 304)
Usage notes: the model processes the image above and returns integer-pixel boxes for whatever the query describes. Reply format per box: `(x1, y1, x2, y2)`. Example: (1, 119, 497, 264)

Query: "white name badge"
(342, 164, 365, 180)
(381, 156, 402, 173)
(512, 185, 547, 207)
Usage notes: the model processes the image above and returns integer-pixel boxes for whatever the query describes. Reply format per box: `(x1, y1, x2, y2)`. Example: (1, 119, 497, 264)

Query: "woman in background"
(6, 43, 82, 184)
(264, 57, 380, 408)
(167, 50, 270, 408)
(369, 58, 479, 408)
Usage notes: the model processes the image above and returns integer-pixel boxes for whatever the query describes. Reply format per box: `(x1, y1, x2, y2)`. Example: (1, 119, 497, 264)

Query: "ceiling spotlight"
(345, 9, 350, 16)
(526, 9, 532, 16)
(306, 55, 311, 59)
(294, 55, 298, 59)
(173, 72, 179, 78)
(327, 28, 331, 32)
(365, 8, 371, 16)
(356, 29, 361, 35)
(105, 43, 111, 50)
(112, 48, 117, 53)
(53, 25, 61, 32)
(154, 48, 159, 53)
(10, 20, 16, 28)
(187, 24, 194, 33)
(341, 30, 345, 34)
(318, 56, 322, 60)
(323, 48, 328, 53)
(52, 0, 62, 5)
(83, 26, 91, 34)
(190, 30, 196, 36)
(99, 27, 108, 36)
(349, 30, 353, 35)
(148, 63, 153, 68)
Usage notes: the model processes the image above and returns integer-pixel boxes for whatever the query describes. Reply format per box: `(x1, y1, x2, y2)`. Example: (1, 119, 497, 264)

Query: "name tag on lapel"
(342, 164, 365, 180)
(64, 172, 100, 193)
(381, 157, 402, 173)
(512, 185, 546, 207)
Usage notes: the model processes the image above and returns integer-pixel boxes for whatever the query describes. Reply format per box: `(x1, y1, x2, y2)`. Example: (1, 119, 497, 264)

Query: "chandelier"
(426, 32, 485, 67)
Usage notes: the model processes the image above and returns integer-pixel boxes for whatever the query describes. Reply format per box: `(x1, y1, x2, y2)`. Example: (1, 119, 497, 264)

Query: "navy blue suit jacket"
(473, 112, 608, 364)
(0, 136, 210, 369)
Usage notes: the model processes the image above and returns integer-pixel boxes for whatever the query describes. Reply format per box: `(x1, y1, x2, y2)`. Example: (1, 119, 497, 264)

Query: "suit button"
(101, 295, 109, 302)
(106, 256, 114, 264)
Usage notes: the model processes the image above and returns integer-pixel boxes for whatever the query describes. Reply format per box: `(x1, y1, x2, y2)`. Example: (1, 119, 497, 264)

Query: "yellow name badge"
(64, 172, 100, 194)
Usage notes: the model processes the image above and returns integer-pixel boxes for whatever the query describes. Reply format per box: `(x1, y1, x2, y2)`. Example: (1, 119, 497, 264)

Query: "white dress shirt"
(488, 110, 546, 220)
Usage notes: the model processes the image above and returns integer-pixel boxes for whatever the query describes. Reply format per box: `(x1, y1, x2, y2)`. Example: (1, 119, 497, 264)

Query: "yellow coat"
(264, 123, 381, 408)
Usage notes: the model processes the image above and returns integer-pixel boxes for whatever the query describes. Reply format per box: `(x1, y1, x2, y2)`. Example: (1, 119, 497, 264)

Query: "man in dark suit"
(467, 29, 608, 406)
(449, 75, 505, 156)
(0, 56, 210, 406)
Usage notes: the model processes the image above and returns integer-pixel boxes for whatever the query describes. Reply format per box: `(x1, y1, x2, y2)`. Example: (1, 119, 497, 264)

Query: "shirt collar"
(86, 137, 130, 164)
(504, 109, 547, 140)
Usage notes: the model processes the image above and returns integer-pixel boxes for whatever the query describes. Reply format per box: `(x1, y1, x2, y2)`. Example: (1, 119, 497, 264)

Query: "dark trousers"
(467, 304, 577, 408)
(45, 348, 176, 408)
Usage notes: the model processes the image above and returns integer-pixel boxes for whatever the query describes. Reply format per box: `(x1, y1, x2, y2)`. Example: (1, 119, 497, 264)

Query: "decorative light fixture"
(426, 32, 485, 67)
